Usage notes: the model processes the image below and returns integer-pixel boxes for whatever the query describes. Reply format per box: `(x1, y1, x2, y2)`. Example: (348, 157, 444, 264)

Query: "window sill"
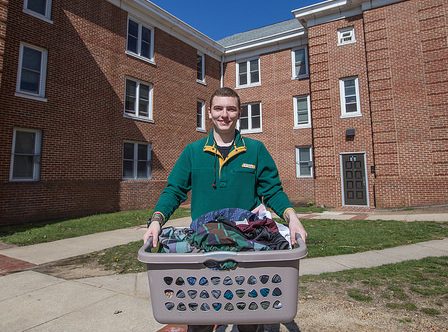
(340, 113, 362, 119)
(235, 83, 261, 90)
(240, 129, 262, 135)
(122, 178, 152, 182)
(9, 178, 39, 182)
(15, 92, 47, 102)
(337, 41, 356, 46)
(294, 124, 311, 129)
(23, 9, 53, 24)
(196, 128, 207, 133)
(196, 79, 207, 86)
(297, 175, 314, 179)
(291, 75, 309, 80)
(125, 51, 156, 66)
(124, 114, 154, 123)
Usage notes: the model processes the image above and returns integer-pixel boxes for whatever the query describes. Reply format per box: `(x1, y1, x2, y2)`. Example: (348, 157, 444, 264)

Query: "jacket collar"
(203, 129, 247, 158)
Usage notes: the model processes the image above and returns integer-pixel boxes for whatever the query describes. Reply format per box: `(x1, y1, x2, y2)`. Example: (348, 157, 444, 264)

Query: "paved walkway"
(0, 211, 447, 331)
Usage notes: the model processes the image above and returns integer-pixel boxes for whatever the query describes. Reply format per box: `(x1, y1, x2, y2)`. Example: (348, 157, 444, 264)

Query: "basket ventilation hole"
(260, 275, 269, 284)
(223, 276, 233, 285)
(273, 301, 282, 309)
(164, 290, 174, 299)
(200, 303, 210, 312)
(189, 303, 198, 311)
(260, 288, 270, 297)
(248, 289, 258, 298)
(272, 274, 282, 283)
(261, 301, 270, 310)
(211, 290, 221, 299)
(236, 289, 245, 298)
(175, 277, 185, 286)
(188, 290, 198, 299)
(163, 277, 173, 285)
(236, 302, 246, 310)
(235, 276, 245, 285)
(176, 290, 185, 299)
(177, 303, 186, 311)
(248, 276, 257, 285)
(212, 303, 222, 311)
(272, 287, 282, 296)
(165, 302, 175, 311)
(200, 290, 209, 298)
(199, 277, 208, 286)
(249, 302, 258, 310)
(187, 277, 197, 285)
(224, 290, 234, 300)
(224, 303, 234, 311)
(211, 277, 221, 285)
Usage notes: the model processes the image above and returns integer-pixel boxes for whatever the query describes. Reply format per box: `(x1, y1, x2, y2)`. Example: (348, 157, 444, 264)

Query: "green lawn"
(0, 207, 191, 246)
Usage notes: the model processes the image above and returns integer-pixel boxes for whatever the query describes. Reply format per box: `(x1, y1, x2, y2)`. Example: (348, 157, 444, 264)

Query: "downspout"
(220, 54, 224, 88)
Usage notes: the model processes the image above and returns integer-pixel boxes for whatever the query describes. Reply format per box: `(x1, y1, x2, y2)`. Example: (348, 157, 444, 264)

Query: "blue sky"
(149, 0, 323, 40)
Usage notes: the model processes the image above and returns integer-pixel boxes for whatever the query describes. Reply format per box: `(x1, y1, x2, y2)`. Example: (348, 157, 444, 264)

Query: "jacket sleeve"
(256, 142, 292, 219)
(153, 145, 192, 220)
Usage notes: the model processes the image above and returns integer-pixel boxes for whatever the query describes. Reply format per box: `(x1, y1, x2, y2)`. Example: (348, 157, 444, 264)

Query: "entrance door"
(342, 154, 367, 206)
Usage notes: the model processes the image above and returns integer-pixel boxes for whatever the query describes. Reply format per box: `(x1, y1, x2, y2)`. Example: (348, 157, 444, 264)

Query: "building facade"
(1, 0, 447, 224)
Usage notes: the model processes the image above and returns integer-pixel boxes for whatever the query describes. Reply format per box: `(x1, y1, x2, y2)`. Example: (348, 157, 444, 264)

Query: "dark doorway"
(342, 153, 367, 206)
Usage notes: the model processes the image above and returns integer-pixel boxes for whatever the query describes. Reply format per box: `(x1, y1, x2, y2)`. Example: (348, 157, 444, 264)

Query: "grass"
(347, 288, 372, 302)
(0, 207, 191, 246)
(294, 205, 326, 213)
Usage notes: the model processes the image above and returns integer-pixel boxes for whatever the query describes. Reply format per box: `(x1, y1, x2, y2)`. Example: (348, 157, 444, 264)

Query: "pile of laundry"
(158, 206, 291, 255)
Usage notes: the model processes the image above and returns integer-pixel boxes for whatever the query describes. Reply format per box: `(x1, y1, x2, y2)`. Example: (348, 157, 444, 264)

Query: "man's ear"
(207, 107, 212, 119)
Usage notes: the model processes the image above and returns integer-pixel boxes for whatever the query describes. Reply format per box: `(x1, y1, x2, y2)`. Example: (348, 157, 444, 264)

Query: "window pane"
(240, 118, 248, 130)
(141, 27, 151, 58)
(125, 80, 137, 114)
(137, 161, 148, 178)
(239, 61, 247, 74)
(239, 73, 247, 85)
(197, 102, 203, 128)
(138, 144, 147, 160)
(20, 69, 40, 94)
(141, 41, 150, 59)
(295, 49, 306, 76)
(252, 116, 260, 129)
(241, 105, 248, 118)
(238, 62, 247, 85)
(346, 103, 358, 113)
(344, 79, 355, 88)
(123, 160, 134, 178)
(300, 163, 311, 176)
(197, 54, 203, 80)
(141, 26, 151, 43)
(127, 20, 139, 53)
(13, 155, 34, 179)
(138, 100, 149, 116)
(299, 148, 310, 162)
(297, 98, 307, 111)
(123, 143, 134, 160)
(15, 131, 36, 154)
(250, 60, 259, 83)
(250, 71, 259, 83)
(346, 96, 357, 104)
(250, 59, 258, 71)
(345, 86, 356, 96)
(297, 111, 308, 124)
(139, 84, 149, 100)
(27, 0, 47, 15)
(23, 47, 42, 71)
(251, 104, 260, 116)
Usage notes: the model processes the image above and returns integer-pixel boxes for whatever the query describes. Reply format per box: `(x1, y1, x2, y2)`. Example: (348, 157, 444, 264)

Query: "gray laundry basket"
(138, 234, 307, 325)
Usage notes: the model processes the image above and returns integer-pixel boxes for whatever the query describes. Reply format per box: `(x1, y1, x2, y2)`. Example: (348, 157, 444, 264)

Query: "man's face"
(208, 96, 240, 135)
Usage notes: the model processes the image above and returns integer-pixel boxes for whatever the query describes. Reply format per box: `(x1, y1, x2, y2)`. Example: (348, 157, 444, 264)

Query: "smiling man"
(143, 87, 307, 331)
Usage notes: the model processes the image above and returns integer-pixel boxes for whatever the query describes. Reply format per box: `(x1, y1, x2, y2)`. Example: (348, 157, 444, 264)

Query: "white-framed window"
(296, 147, 313, 178)
(196, 100, 205, 131)
(291, 47, 308, 79)
(197, 51, 205, 83)
(123, 142, 152, 180)
(236, 58, 260, 87)
(339, 76, 361, 118)
(124, 78, 153, 120)
(16, 43, 48, 99)
(23, 0, 52, 22)
(239, 103, 262, 134)
(293, 95, 311, 128)
(10, 128, 42, 182)
(337, 27, 356, 45)
(126, 17, 154, 62)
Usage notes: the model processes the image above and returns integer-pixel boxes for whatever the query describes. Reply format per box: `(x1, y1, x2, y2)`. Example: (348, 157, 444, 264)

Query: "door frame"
(339, 152, 370, 207)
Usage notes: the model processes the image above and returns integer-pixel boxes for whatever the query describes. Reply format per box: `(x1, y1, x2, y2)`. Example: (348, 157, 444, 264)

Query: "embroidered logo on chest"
(241, 163, 256, 169)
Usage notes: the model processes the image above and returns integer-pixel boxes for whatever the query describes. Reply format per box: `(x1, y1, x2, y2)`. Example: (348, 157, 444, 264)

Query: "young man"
(143, 87, 307, 332)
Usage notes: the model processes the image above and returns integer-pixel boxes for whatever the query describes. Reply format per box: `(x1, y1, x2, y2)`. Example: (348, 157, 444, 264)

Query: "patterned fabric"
(158, 227, 193, 253)
(190, 207, 257, 232)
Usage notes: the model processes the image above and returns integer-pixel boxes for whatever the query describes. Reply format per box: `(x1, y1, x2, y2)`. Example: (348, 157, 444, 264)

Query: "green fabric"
(154, 129, 292, 221)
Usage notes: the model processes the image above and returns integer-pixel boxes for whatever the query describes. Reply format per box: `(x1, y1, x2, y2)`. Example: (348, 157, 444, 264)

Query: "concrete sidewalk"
(0, 211, 447, 331)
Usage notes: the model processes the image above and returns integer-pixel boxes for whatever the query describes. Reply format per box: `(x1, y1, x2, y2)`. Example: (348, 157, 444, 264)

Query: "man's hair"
(209, 87, 241, 110)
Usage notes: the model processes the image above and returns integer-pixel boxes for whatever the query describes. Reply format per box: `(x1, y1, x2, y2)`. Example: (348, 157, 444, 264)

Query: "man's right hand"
(143, 220, 161, 248)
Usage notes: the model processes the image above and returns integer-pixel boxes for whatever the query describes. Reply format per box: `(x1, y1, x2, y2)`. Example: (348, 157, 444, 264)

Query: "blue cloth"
(190, 208, 258, 232)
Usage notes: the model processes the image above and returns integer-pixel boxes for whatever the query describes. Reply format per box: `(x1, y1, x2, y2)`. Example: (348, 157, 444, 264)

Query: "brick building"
(1, 0, 447, 224)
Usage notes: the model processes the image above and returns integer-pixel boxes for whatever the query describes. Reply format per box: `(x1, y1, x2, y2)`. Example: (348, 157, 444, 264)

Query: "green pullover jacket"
(154, 130, 292, 221)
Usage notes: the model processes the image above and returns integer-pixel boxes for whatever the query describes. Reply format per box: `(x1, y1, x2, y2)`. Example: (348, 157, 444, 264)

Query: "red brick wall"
(223, 48, 315, 205)
(364, 0, 448, 207)
(0, 0, 219, 224)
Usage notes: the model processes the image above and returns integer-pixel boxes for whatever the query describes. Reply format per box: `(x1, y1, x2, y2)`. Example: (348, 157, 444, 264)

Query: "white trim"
(14, 92, 48, 102)
(196, 99, 206, 131)
(16, 42, 48, 99)
(23, 0, 52, 22)
(196, 51, 206, 84)
(125, 50, 156, 65)
(124, 77, 153, 121)
(339, 76, 361, 118)
(337, 26, 356, 46)
(238, 102, 263, 134)
(295, 146, 313, 178)
(126, 16, 155, 62)
(10, 127, 42, 182)
(339, 152, 369, 207)
(291, 46, 309, 79)
(122, 141, 152, 180)
(293, 95, 311, 129)
(236, 57, 261, 88)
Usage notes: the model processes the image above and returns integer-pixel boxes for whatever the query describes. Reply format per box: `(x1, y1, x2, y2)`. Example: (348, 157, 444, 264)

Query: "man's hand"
(143, 220, 161, 248)
(284, 209, 307, 246)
